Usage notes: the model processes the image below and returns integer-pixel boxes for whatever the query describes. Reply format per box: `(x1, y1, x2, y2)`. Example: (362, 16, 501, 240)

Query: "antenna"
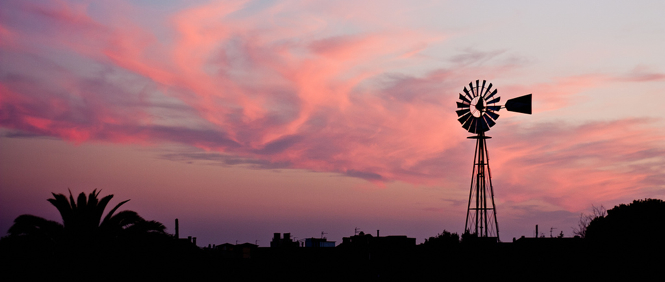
(355, 227, 361, 235)
(321, 231, 327, 239)
(456, 80, 532, 241)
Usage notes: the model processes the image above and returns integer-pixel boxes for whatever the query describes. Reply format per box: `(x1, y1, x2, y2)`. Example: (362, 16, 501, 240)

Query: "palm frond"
(76, 192, 87, 210)
(108, 210, 144, 228)
(8, 214, 64, 237)
(68, 189, 77, 211)
(95, 194, 114, 225)
(48, 193, 73, 227)
(102, 199, 130, 226)
(87, 189, 99, 213)
(137, 220, 167, 234)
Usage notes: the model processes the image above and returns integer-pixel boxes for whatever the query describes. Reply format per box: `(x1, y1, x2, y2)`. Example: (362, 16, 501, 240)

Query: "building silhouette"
(305, 237, 335, 247)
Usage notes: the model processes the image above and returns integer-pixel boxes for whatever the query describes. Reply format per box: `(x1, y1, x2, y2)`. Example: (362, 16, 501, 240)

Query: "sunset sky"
(1, 0, 664, 246)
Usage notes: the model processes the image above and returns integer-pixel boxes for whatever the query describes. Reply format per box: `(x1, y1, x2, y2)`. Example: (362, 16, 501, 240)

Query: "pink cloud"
(500, 74, 608, 112)
(490, 118, 665, 211)
(617, 66, 665, 82)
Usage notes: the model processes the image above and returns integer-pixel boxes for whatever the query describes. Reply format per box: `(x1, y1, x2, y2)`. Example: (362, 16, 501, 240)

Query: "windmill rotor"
(455, 80, 501, 134)
(455, 80, 532, 134)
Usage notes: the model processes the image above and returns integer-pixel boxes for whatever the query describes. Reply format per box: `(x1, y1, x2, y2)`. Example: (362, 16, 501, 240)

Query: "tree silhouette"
(422, 230, 459, 247)
(7, 189, 166, 243)
(0, 191, 196, 281)
(572, 205, 606, 238)
(585, 198, 665, 245)
(460, 230, 478, 243)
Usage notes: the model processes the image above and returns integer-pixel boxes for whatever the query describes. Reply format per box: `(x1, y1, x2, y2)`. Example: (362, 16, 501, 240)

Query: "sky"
(1, 0, 664, 246)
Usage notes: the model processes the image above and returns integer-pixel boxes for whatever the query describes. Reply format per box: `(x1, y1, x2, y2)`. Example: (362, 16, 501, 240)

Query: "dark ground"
(1, 237, 662, 281)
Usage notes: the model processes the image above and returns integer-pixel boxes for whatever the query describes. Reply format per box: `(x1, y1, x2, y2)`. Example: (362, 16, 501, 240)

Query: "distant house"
(176, 236, 198, 247)
(338, 231, 416, 249)
(270, 233, 299, 248)
(305, 237, 335, 248)
(512, 236, 583, 247)
(214, 242, 258, 259)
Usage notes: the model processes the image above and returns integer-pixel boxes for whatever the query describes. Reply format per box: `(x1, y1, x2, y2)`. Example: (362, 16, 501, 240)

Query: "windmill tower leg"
(464, 132, 499, 241)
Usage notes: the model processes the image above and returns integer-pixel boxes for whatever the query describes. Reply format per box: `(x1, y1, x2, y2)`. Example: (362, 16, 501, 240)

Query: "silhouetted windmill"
(455, 80, 532, 241)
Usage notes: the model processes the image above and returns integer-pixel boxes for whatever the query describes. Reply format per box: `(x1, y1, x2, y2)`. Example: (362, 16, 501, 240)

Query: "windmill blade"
(479, 118, 490, 132)
(487, 105, 501, 112)
(483, 83, 493, 98)
(458, 113, 472, 125)
(505, 94, 532, 114)
(459, 93, 471, 103)
(461, 116, 472, 130)
(476, 80, 480, 96)
(486, 110, 500, 121)
(483, 114, 496, 128)
(462, 117, 476, 132)
(463, 87, 473, 100)
(485, 89, 498, 100)
(457, 102, 470, 109)
(471, 118, 480, 134)
(456, 108, 470, 117)
(469, 82, 476, 96)
(481, 80, 486, 95)
(487, 97, 500, 104)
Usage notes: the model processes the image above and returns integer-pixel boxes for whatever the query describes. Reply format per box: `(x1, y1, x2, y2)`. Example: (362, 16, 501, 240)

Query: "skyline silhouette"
(2, 192, 663, 279)
(5, 191, 663, 243)
(3, 190, 663, 246)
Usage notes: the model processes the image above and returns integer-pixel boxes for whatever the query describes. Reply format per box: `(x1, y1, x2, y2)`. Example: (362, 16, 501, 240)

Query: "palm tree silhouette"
(8, 189, 166, 242)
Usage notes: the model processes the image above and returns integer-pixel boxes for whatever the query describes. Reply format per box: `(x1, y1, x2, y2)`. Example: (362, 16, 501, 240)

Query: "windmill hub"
(455, 80, 532, 241)
(471, 96, 486, 117)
